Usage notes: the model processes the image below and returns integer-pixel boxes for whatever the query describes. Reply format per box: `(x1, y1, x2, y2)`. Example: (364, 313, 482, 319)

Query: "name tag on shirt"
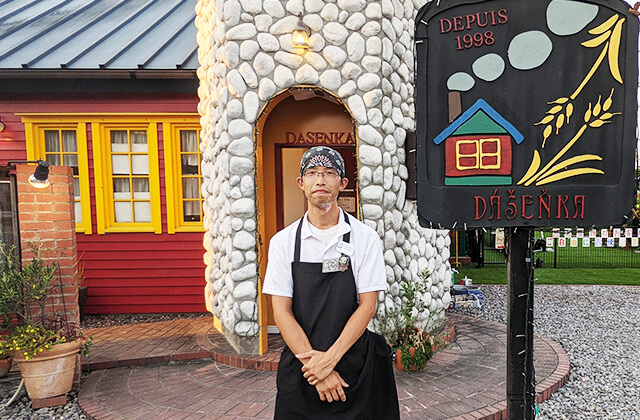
(322, 256, 350, 273)
(335, 241, 355, 256)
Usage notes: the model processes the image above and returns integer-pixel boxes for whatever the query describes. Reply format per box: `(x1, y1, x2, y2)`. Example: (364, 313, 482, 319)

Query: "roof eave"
(0, 69, 198, 79)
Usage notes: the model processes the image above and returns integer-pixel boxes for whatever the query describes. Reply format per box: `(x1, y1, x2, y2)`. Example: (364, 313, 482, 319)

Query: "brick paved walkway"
(78, 314, 570, 420)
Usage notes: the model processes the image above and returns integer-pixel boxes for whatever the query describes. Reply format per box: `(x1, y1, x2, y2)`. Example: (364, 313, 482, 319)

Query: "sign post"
(415, 1, 638, 418)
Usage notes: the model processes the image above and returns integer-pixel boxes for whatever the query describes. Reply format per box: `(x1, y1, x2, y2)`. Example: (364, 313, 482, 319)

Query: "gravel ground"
(453, 284, 640, 420)
(2, 288, 639, 419)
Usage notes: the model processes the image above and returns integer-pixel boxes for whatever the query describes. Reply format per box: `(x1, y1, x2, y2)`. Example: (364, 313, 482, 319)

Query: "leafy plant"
(0, 243, 90, 360)
(376, 268, 447, 372)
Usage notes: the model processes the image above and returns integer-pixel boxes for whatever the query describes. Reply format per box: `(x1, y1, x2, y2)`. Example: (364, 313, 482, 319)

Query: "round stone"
(345, 13, 366, 31)
(361, 21, 381, 36)
(275, 51, 304, 68)
(240, 0, 262, 14)
(233, 231, 256, 250)
(228, 119, 253, 138)
(227, 23, 257, 41)
(323, 22, 349, 45)
(346, 33, 365, 62)
(363, 89, 383, 107)
(269, 15, 299, 35)
(305, 51, 327, 70)
(338, 80, 356, 98)
(254, 14, 273, 32)
(227, 99, 243, 119)
(365, 3, 382, 19)
(357, 73, 381, 91)
(228, 136, 253, 156)
(257, 33, 279, 51)
(308, 33, 326, 52)
(338, 0, 366, 12)
(243, 91, 260, 123)
(240, 40, 259, 60)
(359, 144, 382, 166)
(319, 69, 342, 91)
(341, 62, 362, 79)
(224, 1, 241, 26)
(238, 62, 258, 88)
(303, 14, 324, 32)
(274, 65, 295, 87)
(253, 52, 275, 76)
(323, 46, 348, 68)
(347, 95, 367, 124)
(320, 3, 339, 21)
(258, 78, 277, 100)
(263, 0, 285, 18)
(295, 64, 319, 84)
(359, 125, 383, 147)
(304, 0, 324, 13)
(286, 0, 304, 15)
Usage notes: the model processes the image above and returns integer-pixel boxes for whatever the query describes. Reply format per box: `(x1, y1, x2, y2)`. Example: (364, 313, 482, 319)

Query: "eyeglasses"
(303, 169, 341, 180)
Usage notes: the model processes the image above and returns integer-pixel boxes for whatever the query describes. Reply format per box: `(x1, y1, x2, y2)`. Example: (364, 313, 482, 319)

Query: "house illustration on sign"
(433, 99, 524, 186)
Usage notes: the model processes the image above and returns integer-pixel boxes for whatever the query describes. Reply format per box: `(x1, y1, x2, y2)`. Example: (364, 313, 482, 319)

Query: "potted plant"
(376, 268, 445, 372)
(0, 349, 11, 378)
(0, 243, 90, 402)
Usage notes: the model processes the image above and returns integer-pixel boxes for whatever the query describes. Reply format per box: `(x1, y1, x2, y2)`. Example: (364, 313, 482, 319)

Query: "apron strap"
(294, 211, 352, 263)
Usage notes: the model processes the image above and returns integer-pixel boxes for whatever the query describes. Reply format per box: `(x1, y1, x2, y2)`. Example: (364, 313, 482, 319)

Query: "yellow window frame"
(92, 121, 162, 234)
(456, 139, 480, 171)
(22, 119, 92, 234)
(479, 138, 501, 170)
(163, 120, 204, 233)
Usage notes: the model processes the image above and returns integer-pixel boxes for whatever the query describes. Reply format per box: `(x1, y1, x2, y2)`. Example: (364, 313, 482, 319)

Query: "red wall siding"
(1, 91, 207, 314)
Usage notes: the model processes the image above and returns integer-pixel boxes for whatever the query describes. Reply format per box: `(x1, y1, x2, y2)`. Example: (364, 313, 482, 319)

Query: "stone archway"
(255, 86, 357, 351)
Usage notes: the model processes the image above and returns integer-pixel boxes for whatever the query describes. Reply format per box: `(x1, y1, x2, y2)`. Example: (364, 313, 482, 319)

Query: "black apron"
(274, 212, 400, 420)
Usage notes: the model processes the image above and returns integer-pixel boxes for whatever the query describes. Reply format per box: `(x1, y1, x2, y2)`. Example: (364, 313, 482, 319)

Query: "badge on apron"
(338, 255, 350, 271)
(322, 255, 350, 273)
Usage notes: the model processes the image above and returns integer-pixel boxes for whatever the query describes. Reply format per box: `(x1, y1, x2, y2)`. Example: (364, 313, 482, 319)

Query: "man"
(263, 146, 400, 419)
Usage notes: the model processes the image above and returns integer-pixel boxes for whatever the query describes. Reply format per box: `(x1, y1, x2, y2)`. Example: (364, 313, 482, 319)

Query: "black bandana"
(299, 146, 346, 178)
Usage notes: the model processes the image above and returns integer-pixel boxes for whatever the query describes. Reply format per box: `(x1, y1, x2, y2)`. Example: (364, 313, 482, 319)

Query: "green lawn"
(455, 266, 640, 286)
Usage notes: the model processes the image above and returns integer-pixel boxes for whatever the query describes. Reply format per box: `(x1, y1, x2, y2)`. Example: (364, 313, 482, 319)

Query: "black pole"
(507, 227, 536, 419)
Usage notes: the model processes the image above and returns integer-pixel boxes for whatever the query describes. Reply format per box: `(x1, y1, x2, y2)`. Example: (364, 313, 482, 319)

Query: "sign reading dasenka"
(415, 0, 638, 228)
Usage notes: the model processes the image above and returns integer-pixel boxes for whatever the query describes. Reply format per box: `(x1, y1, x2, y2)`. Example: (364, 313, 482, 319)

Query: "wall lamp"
(7, 159, 51, 188)
(292, 16, 310, 50)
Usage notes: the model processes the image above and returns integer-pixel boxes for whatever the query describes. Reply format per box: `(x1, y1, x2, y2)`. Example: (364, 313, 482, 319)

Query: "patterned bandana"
(299, 146, 346, 178)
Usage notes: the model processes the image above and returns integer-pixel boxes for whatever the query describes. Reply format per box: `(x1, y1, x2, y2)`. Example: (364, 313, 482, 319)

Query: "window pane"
(45, 154, 61, 166)
(113, 178, 130, 194)
(131, 131, 148, 152)
(133, 202, 151, 222)
(74, 202, 82, 224)
(44, 131, 60, 152)
(111, 131, 128, 152)
(114, 202, 132, 222)
(181, 155, 199, 174)
(132, 178, 150, 199)
(62, 131, 77, 152)
(131, 155, 149, 175)
(73, 178, 81, 198)
(183, 201, 200, 222)
(180, 130, 198, 152)
(64, 153, 79, 170)
(112, 155, 130, 174)
(182, 178, 199, 199)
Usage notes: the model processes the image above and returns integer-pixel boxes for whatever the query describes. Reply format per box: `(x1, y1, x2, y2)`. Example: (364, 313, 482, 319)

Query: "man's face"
(297, 167, 348, 210)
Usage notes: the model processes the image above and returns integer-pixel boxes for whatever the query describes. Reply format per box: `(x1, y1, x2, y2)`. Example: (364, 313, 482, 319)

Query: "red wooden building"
(0, 0, 206, 314)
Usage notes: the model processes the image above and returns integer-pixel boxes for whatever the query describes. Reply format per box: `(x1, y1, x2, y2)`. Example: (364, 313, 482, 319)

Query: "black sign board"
(416, 0, 638, 228)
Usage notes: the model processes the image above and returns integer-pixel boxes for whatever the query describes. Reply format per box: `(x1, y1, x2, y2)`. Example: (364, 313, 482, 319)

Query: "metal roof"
(0, 0, 198, 77)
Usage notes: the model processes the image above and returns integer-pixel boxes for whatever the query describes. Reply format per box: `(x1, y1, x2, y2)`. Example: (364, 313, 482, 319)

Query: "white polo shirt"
(262, 211, 387, 298)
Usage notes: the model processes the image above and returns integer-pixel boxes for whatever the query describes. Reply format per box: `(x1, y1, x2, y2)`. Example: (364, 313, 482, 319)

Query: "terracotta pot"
(14, 339, 82, 400)
(393, 347, 426, 372)
(0, 357, 12, 378)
